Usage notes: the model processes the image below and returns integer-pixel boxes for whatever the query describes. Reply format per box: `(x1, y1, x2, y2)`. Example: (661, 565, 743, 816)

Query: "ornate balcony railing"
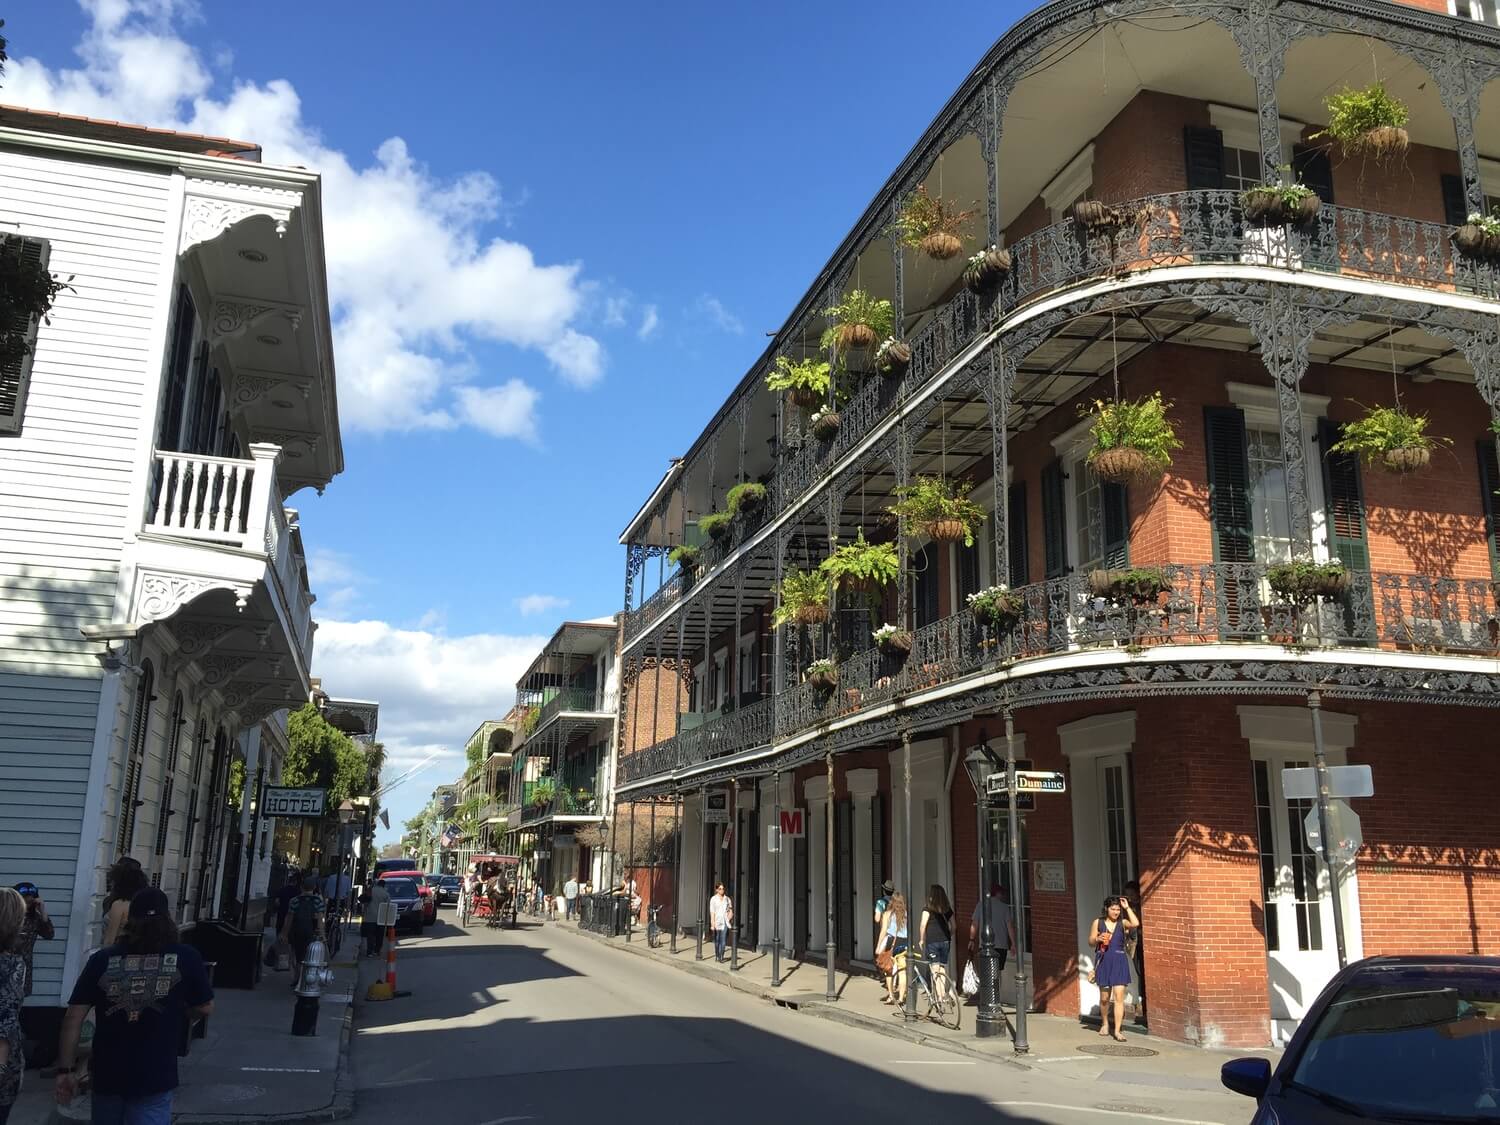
(535, 686, 607, 732)
(617, 696, 775, 784)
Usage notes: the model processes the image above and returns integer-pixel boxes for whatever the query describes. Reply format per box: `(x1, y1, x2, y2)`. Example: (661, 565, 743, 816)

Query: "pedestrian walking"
(563, 876, 579, 921)
(874, 878, 894, 988)
(0, 887, 28, 1125)
(274, 868, 301, 934)
(708, 883, 734, 962)
(280, 874, 325, 984)
(55, 888, 214, 1125)
(9, 880, 55, 1067)
(876, 892, 909, 1007)
(966, 882, 1018, 988)
(919, 884, 954, 991)
(361, 880, 390, 958)
(1089, 895, 1139, 1042)
(101, 858, 147, 948)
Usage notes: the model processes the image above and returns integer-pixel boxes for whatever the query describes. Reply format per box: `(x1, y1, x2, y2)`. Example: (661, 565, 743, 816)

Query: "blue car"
(1222, 955, 1500, 1123)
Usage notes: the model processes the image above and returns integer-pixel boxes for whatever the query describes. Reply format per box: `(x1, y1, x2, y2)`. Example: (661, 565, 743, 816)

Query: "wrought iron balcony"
(617, 696, 775, 784)
(534, 686, 610, 732)
(519, 784, 602, 824)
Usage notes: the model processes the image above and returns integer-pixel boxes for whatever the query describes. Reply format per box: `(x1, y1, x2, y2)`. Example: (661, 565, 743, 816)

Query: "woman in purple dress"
(1089, 895, 1139, 1042)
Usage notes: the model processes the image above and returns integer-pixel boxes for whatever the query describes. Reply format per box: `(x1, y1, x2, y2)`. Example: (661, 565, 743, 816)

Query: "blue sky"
(7, 0, 1009, 837)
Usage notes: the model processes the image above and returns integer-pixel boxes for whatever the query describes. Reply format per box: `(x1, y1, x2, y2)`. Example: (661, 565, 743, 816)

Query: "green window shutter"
(1041, 459, 1068, 578)
(1317, 419, 1369, 572)
(1101, 482, 1130, 568)
(1204, 406, 1255, 563)
(1441, 174, 1469, 228)
(1007, 482, 1029, 586)
(0, 236, 52, 435)
(1183, 126, 1225, 190)
(1479, 439, 1500, 579)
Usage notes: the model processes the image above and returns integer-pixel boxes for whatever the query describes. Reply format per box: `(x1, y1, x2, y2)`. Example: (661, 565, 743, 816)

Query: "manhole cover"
(1077, 1042, 1160, 1058)
(1096, 1104, 1165, 1115)
(206, 1084, 267, 1103)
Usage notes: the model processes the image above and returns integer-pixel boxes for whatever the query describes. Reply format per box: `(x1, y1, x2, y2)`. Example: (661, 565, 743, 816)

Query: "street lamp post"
(963, 737, 1003, 1041)
(335, 799, 358, 930)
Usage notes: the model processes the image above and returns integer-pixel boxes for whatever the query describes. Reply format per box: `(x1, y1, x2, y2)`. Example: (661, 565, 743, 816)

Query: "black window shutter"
(1041, 459, 1068, 578)
(1293, 144, 1335, 205)
(957, 538, 980, 602)
(1204, 406, 1255, 563)
(1007, 482, 1029, 586)
(1183, 126, 1225, 190)
(1318, 419, 1369, 572)
(0, 236, 52, 435)
(1479, 439, 1500, 579)
(1101, 482, 1130, 568)
(1441, 174, 1469, 228)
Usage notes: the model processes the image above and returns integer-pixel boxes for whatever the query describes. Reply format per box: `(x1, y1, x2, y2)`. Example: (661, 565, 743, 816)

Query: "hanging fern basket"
(836, 322, 878, 352)
(1381, 446, 1431, 473)
(1454, 223, 1487, 258)
(876, 630, 913, 655)
(963, 247, 1012, 295)
(1089, 447, 1154, 483)
(811, 412, 841, 442)
(918, 231, 964, 260)
(806, 665, 839, 691)
(876, 340, 912, 378)
(788, 386, 823, 410)
(794, 604, 830, 626)
(1363, 125, 1408, 156)
(925, 518, 968, 543)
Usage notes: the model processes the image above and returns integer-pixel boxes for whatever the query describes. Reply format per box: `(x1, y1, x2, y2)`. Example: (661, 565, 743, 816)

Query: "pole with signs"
(238, 771, 265, 930)
(825, 751, 836, 1003)
(696, 786, 707, 961)
(771, 770, 782, 988)
(1308, 691, 1347, 969)
(902, 729, 916, 1024)
(1004, 708, 1030, 1055)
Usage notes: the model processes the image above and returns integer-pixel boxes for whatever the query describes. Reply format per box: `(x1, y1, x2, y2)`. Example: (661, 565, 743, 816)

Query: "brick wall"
(619, 660, 687, 757)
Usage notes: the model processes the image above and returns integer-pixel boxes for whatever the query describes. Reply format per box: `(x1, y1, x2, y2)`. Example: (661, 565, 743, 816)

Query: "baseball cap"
(128, 887, 170, 918)
(13, 882, 37, 897)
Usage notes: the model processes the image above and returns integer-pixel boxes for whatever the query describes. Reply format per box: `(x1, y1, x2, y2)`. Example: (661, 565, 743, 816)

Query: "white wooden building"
(0, 105, 343, 1008)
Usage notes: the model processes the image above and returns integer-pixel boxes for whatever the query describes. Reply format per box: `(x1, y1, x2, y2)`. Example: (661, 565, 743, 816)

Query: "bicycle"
(458, 888, 471, 926)
(646, 903, 670, 948)
(323, 901, 344, 958)
(909, 951, 961, 1029)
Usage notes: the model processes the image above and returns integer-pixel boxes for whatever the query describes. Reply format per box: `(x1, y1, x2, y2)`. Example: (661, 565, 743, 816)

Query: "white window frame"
(1226, 382, 1333, 561)
(1050, 417, 1104, 576)
(1207, 104, 1305, 168)
(712, 647, 728, 710)
(737, 632, 757, 696)
(1042, 144, 1095, 223)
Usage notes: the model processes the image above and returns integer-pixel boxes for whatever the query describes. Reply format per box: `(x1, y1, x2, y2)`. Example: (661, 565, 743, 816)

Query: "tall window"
(1222, 146, 1263, 193)
(154, 692, 185, 860)
(1246, 425, 1294, 564)
(1073, 465, 1108, 574)
(118, 662, 155, 856)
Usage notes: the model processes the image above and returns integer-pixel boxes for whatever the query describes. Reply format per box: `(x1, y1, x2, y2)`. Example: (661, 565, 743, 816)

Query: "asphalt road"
(349, 912, 1248, 1125)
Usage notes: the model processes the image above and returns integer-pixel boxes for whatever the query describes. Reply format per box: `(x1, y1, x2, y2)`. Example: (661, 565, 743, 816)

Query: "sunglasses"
(15, 885, 38, 897)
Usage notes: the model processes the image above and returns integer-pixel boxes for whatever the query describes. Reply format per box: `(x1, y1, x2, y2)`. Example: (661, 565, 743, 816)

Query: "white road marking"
(1032, 1055, 1096, 1063)
(474, 1117, 536, 1124)
(991, 1102, 1224, 1125)
(890, 1059, 975, 1064)
(241, 1066, 322, 1073)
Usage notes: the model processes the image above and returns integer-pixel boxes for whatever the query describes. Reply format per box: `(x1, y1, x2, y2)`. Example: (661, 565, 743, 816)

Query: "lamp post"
(963, 736, 1003, 1041)
(335, 799, 358, 927)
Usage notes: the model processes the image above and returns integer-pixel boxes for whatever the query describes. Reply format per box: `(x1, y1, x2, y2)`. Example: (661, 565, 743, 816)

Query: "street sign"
(704, 789, 730, 825)
(1282, 765, 1373, 800)
(779, 809, 805, 838)
(1304, 799, 1362, 867)
(987, 770, 1066, 798)
(262, 787, 326, 818)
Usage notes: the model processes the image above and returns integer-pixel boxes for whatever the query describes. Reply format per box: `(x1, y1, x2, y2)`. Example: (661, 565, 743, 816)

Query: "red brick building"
(611, 0, 1500, 1047)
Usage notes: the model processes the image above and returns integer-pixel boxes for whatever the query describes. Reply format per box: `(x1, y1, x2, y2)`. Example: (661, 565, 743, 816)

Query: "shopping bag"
(962, 960, 980, 997)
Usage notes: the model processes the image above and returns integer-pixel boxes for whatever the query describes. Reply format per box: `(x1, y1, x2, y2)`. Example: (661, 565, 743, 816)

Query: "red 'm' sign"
(780, 809, 804, 838)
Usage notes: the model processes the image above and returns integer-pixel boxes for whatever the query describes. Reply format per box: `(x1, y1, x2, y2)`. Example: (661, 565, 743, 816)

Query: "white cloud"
(695, 294, 743, 334)
(638, 305, 660, 341)
(306, 547, 366, 619)
(4, 0, 609, 438)
(514, 593, 568, 617)
(603, 295, 629, 328)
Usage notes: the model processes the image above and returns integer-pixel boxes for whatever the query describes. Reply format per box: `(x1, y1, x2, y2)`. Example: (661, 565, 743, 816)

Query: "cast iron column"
(771, 770, 782, 988)
(1005, 707, 1029, 1054)
(730, 779, 741, 971)
(902, 729, 915, 1023)
(975, 752, 1002, 1039)
(1308, 690, 1348, 968)
(695, 785, 706, 961)
(825, 750, 836, 1001)
(671, 792, 683, 954)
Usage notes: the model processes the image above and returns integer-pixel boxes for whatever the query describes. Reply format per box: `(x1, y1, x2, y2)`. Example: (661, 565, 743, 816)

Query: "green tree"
(284, 703, 368, 805)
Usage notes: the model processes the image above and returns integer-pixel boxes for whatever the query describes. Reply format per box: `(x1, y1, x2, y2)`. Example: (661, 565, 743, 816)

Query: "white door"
(1097, 754, 1135, 900)
(1250, 753, 1342, 1042)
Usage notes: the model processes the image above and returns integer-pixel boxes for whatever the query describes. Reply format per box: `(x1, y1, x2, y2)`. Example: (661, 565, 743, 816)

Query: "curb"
(555, 922, 1032, 1071)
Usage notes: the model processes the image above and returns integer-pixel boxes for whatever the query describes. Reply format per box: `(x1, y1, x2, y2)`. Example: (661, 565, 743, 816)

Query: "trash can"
(184, 920, 263, 988)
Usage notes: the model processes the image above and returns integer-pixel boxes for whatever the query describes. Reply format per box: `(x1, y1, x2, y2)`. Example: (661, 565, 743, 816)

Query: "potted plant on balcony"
(1073, 199, 1155, 236)
(875, 336, 912, 379)
(888, 474, 986, 546)
(1315, 84, 1410, 158)
(766, 355, 831, 410)
(726, 481, 767, 517)
(669, 543, 700, 571)
(1454, 211, 1500, 261)
(966, 584, 1026, 631)
(0, 235, 71, 374)
(821, 530, 899, 597)
(1082, 392, 1184, 483)
(772, 568, 830, 628)
(528, 777, 557, 810)
(1267, 557, 1348, 603)
(810, 408, 841, 442)
(963, 245, 1012, 295)
(1328, 403, 1451, 473)
(821, 289, 895, 356)
(699, 511, 733, 543)
(1242, 175, 1321, 228)
(891, 184, 977, 261)
(872, 622, 913, 655)
(1088, 567, 1171, 604)
(804, 657, 839, 692)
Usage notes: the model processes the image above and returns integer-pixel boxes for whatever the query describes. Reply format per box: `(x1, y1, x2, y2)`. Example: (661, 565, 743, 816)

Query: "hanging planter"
(810, 409, 841, 442)
(891, 184, 976, 262)
(1267, 558, 1348, 604)
(888, 475, 986, 547)
(1082, 393, 1183, 483)
(1073, 201, 1154, 235)
(821, 290, 895, 358)
(1241, 181, 1321, 228)
(699, 511, 733, 543)
(966, 585, 1025, 632)
(1328, 404, 1450, 474)
(772, 568, 831, 629)
(805, 659, 839, 692)
(668, 544, 700, 571)
(875, 337, 912, 379)
(1089, 567, 1171, 604)
(963, 245, 1012, 295)
(726, 481, 767, 517)
(1314, 84, 1410, 159)
(872, 623, 913, 655)
(1453, 213, 1500, 261)
(766, 355, 831, 411)
(821, 530, 898, 598)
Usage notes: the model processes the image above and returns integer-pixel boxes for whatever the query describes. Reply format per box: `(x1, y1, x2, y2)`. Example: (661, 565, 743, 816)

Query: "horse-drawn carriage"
(460, 853, 521, 929)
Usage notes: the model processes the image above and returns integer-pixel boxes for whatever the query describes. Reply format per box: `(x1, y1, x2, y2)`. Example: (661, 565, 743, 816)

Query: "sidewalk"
(7, 944, 358, 1125)
(552, 917, 1279, 1091)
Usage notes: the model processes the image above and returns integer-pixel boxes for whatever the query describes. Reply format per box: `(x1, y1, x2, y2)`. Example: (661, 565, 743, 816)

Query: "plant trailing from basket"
(766, 355, 831, 409)
(963, 245, 1012, 294)
(888, 475, 986, 546)
(1454, 210, 1500, 261)
(810, 408, 841, 441)
(1314, 84, 1410, 157)
(890, 184, 977, 261)
(668, 543, 700, 570)
(820, 289, 895, 356)
(875, 336, 912, 378)
(1241, 175, 1321, 228)
(725, 481, 767, 516)
(1081, 392, 1183, 482)
(966, 584, 1026, 631)
(528, 777, 557, 809)
(820, 529, 899, 596)
(1327, 403, 1450, 473)
(872, 623, 913, 654)
(772, 568, 831, 628)
(804, 657, 839, 691)
(699, 511, 733, 542)
(1088, 567, 1171, 604)
(1266, 557, 1348, 604)
(1, 234, 72, 373)
(1072, 199, 1155, 234)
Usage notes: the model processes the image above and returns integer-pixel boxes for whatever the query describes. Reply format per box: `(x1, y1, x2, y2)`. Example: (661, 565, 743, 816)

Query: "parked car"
(1221, 955, 1500, 1124)
(378, 875, 425, 935)
(373, 860, 436, 925)
(434, 875, 461, 905)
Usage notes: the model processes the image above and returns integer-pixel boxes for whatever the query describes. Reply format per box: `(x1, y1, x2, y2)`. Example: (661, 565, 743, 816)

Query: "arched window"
(117, 661, 155, 857)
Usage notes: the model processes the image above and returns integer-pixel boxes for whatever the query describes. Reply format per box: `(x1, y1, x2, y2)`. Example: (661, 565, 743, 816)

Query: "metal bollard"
(291, 939, 335, 1036)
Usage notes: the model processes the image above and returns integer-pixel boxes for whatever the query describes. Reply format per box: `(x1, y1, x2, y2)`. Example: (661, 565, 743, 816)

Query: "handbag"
(962, 959, 980, 997)
(876, 948, 894, 976)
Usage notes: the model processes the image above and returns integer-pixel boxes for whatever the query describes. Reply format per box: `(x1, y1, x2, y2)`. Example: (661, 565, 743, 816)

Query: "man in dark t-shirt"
(55, 887, 214, 1125)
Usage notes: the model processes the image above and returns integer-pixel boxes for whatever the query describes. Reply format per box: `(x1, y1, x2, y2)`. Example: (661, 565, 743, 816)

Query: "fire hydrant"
(291, 938, 335, 1036)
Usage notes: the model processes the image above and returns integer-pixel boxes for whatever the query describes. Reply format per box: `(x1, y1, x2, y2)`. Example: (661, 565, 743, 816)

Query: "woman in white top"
(708, 884, 734, 963)
(876, 893, 910, 1006)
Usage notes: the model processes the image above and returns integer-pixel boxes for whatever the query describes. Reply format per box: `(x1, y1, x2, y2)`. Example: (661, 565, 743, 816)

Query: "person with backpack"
(279, 874, 325, 985)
